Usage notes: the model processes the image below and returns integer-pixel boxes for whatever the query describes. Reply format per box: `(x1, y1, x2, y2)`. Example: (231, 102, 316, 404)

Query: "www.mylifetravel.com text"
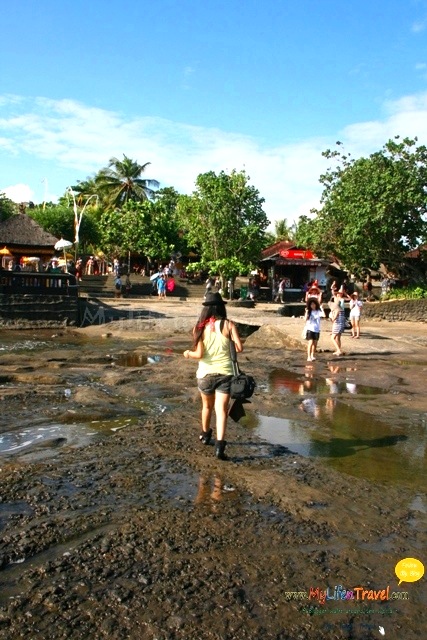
(284, 586, 409, 605)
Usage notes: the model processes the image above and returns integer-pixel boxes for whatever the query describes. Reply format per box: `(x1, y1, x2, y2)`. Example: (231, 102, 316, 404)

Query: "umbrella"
(54, 238, 73, 262)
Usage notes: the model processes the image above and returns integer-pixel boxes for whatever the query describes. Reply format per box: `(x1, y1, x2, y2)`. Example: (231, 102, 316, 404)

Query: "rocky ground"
(0, 299, 426, 639)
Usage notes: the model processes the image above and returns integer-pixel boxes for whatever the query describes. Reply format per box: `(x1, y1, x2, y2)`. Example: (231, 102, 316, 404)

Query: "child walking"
(304, 298, 322, 362)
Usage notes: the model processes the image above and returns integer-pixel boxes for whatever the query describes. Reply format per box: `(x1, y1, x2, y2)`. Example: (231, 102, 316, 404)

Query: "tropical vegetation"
(3, 137, 427, 298)
(381, 286, 427, 300)
(72, 155, 159, 213)
(295, 137, 427, 279)
(0, 192, 16, 221)
(177, 169, 269, 286)
(99, 187, 186, 260)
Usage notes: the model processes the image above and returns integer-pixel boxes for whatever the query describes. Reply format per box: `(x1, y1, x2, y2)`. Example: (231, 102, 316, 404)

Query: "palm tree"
(69, 177, 99, 207)
(274, 219, 296, 242)
(95, 155, 159, 211)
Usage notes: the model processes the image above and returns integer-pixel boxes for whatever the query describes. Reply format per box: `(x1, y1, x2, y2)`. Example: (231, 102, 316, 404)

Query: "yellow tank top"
(196, 319, 233, 378)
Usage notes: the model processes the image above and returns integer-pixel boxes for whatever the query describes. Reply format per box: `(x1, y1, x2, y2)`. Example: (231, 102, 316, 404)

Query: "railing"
(0, 271, 79, 297)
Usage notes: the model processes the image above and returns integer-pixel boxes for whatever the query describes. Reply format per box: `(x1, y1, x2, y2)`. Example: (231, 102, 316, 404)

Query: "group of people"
(151, 273, 176, 299)
(303, 280, 363, 362)
(181, 276, 368, 462)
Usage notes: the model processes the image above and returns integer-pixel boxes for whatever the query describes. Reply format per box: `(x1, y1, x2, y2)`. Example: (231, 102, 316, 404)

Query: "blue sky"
(1, 0, 427, 225)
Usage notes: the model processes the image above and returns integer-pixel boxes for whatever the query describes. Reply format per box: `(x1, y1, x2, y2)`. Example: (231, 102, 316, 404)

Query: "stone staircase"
(0, 294, 79, 327)
(77, 275, 254, 301)
(77, 274, 207, 300)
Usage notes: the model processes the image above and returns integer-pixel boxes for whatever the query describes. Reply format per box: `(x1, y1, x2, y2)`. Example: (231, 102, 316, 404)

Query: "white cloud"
(1, 91, 427, 224)
(2, 183, 34, 202)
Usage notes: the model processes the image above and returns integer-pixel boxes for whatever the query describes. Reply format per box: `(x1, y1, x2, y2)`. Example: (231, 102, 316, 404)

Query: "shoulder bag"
(229, 329, 256, 400)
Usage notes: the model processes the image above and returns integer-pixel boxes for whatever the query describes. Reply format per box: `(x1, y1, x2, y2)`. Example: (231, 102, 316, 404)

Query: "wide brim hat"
(203, 292, 227, 306)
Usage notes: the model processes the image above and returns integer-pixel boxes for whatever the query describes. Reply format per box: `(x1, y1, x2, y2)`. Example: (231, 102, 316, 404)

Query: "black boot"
(215, 440, 227, 460)
(199, 428, 212, 445)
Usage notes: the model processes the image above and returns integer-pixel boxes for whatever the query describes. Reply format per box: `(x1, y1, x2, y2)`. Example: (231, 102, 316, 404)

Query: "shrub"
(382, 286, 426, 300)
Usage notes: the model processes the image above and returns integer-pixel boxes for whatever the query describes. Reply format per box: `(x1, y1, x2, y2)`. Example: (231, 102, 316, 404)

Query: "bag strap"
(227, 321, 241, 376)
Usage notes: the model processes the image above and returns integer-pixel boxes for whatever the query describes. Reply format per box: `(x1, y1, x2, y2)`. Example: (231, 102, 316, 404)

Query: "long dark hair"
(192, 303, 227, 348)
(305, 298, 320, 317)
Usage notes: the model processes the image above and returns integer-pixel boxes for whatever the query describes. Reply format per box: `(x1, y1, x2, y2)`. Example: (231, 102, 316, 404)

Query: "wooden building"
(259, 240, 329, 300)
(0, 214, 59, 271)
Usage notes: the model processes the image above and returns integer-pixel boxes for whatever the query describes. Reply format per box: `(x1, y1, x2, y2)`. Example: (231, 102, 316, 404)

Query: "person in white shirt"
(349, 292, 363, 338)
(303, 298, 322, 362)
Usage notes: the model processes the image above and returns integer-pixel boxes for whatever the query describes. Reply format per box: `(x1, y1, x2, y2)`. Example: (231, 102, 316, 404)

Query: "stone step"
(77, 275, 207, 299)
(0, 294, 79, 326)
(77, 275, 253, 300)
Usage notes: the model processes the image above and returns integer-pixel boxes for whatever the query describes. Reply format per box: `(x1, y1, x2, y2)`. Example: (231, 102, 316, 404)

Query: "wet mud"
(0, 326, 426, 639)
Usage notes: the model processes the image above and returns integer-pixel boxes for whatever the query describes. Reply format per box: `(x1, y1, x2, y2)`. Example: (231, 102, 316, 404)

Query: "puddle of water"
(0, 330, 87, 353)
(0, 423, 109, 457)
(250, 403, 426, 491)
(269, 368, 388, 396)
(115, 352, 149, 367)
(0, 418, 123, 457)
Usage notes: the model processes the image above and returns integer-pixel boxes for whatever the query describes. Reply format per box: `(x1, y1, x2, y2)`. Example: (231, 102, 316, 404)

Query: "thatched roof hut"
(0, 214, 59, 266)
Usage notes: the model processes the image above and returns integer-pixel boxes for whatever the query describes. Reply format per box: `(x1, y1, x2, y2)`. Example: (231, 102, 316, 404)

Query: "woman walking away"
(349, 292, 363, 338)
(183, 292, 243, 460)
(304, 298, 322, 362)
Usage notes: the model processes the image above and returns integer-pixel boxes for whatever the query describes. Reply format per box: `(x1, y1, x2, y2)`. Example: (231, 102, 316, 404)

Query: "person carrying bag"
(183, 292, 244, 460)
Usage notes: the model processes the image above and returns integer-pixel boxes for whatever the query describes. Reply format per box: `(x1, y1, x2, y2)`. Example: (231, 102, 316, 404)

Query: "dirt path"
(0, 304, 426, 639)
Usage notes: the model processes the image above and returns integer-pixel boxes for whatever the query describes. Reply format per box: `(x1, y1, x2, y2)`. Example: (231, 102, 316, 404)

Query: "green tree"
(28, 203, 101, 252)
(297, 137, 427, 276)
(95, 155, 159, 211)
(0, 192, 16, 221)
(274, 218, 296, 242)
(67, 177, 98, 207)
(177, 170, 269, 285)
(100, 198, 179, 261)
(152, 187, 189, 256)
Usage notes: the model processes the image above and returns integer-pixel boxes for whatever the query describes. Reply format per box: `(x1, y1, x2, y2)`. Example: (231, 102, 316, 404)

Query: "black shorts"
(306, 330, 320, 341)
(197, 374, 233, 395)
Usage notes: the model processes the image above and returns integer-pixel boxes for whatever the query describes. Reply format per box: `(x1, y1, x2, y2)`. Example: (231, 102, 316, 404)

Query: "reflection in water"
(0, 417, 141, 457)
(0, 423, 105, 458)
(115, 353, 148, 367)
(269, 368, 387, 396)
(194, 475, 236, 511)
(299, 397, 321, 419)
(253, 407, 426, 489)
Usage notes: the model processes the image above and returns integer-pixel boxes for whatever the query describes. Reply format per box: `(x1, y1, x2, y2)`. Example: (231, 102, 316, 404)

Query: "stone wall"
(0, 294, 80, 328)
(361, 298, 427, 323)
